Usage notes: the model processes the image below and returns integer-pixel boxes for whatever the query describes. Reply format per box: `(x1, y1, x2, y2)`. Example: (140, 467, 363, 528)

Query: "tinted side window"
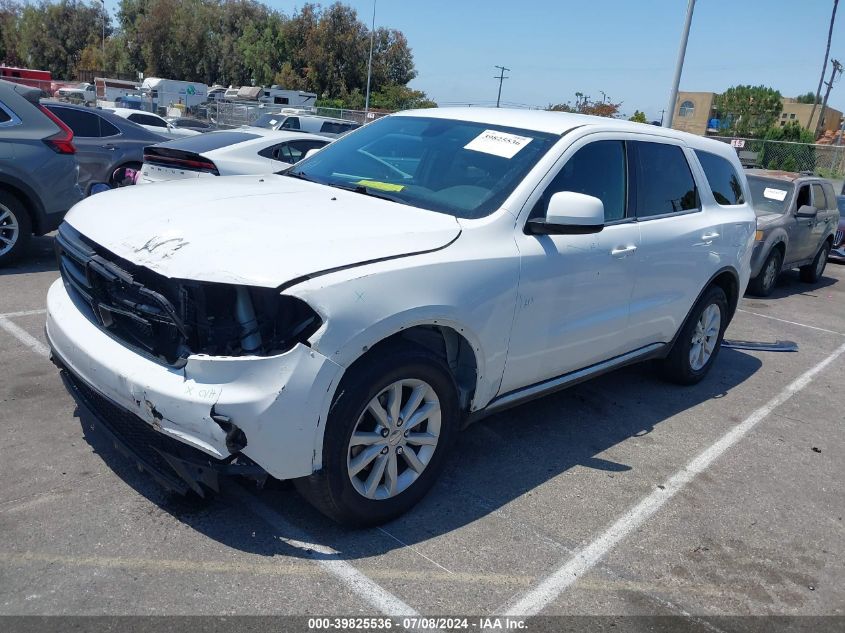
(694, 150, 744, 205)
(822, 183, 836, 210)
(0, 103, 11, 124)
(281, 117, 300, 130)
(811, 183, 826, 210)
(50, 107, 102, 137)
(631, 141, 698, 217)
(534, 140, 627, 221)
(129, 113, 166, 128)
(99, 117, 120, 137)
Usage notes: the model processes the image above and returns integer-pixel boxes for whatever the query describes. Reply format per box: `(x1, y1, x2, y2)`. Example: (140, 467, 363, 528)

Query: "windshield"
(286, 115, 559, 219)
(251, 113, 281, 129)
(746, 176, 794, 215)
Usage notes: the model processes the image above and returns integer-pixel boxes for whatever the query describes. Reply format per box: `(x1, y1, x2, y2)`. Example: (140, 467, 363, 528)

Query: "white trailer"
(141, 77, 209, 114)
(259, 86, 317, 109)
(94, 77, 140, 105)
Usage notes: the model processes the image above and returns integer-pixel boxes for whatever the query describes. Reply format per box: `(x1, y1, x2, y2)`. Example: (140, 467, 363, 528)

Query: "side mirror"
(526, 191, 605, 235)
(796, 204, 817, 218)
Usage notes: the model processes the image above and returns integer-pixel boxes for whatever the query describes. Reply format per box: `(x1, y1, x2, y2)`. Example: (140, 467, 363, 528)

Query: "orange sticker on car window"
(356, 180, 405, 192)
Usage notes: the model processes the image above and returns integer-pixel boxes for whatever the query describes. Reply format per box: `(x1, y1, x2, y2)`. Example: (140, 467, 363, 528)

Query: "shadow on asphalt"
(69, 346, 762, 560)
(0, 235, 58, 276)
(743, 269, 838, 302)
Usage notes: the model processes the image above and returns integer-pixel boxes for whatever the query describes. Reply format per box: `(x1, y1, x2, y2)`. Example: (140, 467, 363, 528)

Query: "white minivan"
(47, 108, 755, 526)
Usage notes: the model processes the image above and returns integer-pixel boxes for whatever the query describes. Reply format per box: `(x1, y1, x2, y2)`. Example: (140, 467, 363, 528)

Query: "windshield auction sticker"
(464, 129, 533, 158)
(763, 187, 788, 201)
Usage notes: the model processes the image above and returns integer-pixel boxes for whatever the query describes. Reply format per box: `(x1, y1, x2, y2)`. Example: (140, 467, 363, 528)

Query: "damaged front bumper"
(46, 279, 344, 486)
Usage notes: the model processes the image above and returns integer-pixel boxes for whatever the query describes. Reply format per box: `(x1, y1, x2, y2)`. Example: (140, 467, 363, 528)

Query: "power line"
(493, 65, 510, 108)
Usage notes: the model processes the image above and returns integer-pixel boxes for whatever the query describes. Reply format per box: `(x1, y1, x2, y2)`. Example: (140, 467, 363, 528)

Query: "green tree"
(0, 0, 22, 66)
(15, 0, 113, 78)
(760, 121, 816, 172)
(795, 91, 817, 104)
(714, 85, 783, 137)
(629, 110, 647, 123)
(548, 93, 622, 118)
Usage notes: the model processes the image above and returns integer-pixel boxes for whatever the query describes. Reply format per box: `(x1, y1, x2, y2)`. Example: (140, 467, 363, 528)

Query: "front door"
(501, 138, 641, 394)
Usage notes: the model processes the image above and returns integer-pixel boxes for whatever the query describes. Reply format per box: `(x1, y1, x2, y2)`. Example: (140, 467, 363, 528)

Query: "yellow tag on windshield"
(356, 180, 405, 192)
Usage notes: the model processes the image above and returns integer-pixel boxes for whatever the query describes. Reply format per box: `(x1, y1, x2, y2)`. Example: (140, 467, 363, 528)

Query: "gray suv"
(745, 170, 840, 296)
(0, 80, 82, 264)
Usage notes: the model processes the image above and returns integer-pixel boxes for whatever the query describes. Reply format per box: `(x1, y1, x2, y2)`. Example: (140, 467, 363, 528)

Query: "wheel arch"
(0, 174, 46, 234)
(668, 266, 740, 352)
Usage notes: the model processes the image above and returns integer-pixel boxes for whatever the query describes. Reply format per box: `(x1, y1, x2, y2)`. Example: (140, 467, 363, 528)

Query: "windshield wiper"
(328, 183, 403, 203)
(284, 170, 317, 182)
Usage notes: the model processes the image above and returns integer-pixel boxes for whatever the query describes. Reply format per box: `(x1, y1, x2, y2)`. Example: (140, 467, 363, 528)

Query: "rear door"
(626, 139, 719, 347)
(47, 106, 118, 193)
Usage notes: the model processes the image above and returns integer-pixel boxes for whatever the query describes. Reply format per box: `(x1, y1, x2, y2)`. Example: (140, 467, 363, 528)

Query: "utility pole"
(810, 0, 839, 128)
(101, 0, 105, 75)
(663, 0, 696, 128)
(364, 0, 377, 114)
(815, 58, 842, 138)
(494, 65, 510, 108)
(659, 108, 666, 126)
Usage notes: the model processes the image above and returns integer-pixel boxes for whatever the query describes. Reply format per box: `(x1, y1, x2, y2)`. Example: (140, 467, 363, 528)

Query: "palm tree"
(809, 0, 839, 128)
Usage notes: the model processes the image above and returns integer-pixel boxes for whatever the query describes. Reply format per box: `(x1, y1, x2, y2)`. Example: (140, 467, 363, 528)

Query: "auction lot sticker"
(465, 129, 533, 158)
(763, 187, 788, 201)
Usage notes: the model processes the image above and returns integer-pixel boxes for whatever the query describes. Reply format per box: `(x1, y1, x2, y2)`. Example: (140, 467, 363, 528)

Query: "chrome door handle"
(611, 245, 637, 258)
(701, 232, 720, 241)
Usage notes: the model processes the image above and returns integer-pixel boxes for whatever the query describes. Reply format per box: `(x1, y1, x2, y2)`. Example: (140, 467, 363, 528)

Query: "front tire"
(295, 344, 460, 526)
(799, 242, 830, 283)
(747, 248, 782, 297)
(0, 191, 32, 266)
(661, 285, 728, 386)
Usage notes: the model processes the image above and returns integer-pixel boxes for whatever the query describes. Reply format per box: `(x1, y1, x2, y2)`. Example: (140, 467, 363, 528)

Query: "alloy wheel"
(347, 378, 441, 500)
(0, 205, 19, 258)
(689, 303, 721, 371)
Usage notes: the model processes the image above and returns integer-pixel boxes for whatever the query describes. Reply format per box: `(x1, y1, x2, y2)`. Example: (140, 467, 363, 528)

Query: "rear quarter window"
(694, 150, 745, 205)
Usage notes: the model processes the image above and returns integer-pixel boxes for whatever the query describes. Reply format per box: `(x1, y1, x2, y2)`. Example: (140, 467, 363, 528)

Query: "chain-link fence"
(204, 99, 390, 129)
(710, 136, 845, 179)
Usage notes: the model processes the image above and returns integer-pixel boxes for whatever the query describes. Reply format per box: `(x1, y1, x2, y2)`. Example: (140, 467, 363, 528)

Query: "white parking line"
(502, 340, 845, 616)
(0, 316, 50, 358)
(737, 308, 845, 337)
(0, 308, 47, 319)
(1, 318, 422, 621)
(235, 486, 420, 618)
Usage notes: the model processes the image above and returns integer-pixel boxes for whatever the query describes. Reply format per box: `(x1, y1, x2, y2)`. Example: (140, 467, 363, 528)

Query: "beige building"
(776, 98, 842, 134)
(671, 91, 717, 135)
(671, 91, 843, 138)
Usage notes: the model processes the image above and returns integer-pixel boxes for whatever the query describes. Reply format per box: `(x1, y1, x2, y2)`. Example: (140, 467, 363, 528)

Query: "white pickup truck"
(55, 83, 96, 106)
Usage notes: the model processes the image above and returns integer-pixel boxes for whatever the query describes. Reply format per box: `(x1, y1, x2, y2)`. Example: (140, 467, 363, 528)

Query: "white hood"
(65, 175, 462, 288)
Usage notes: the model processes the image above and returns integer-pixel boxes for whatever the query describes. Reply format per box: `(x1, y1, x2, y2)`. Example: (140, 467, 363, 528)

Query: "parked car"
(830, 195, 845, 264)
(137, 128, 331, 183)
(107, 107, 200, 140)
(43, 102, 168, 194)
(0, 79, 82, 264)
(54, 82, 96, 106)
(46, 108, 755, 525)
(250, 112, 360, 136)
(744, 170, 840, 295)
(166, 117, 212, 132)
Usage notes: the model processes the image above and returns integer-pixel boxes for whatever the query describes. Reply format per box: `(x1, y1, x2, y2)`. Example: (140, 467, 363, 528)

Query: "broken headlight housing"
(56, 223, 322, 365)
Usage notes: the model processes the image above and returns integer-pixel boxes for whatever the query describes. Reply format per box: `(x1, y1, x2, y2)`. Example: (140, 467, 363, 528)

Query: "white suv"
(46, 108, 755, 525)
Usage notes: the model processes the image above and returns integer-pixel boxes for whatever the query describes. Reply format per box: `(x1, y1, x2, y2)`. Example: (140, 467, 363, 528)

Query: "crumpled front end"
(46, 275, 343, 486)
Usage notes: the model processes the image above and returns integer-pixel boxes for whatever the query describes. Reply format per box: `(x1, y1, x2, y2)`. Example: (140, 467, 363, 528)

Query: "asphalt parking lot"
(1, 235, 844, 630)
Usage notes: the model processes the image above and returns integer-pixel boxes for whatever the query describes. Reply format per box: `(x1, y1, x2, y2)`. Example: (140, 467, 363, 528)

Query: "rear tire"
(295, 343, 460, 526)
(799, 242, 830, 283)
(0, 191, 32, 266)
(747, 248, 782, 297)
(660, 285, 728, 386)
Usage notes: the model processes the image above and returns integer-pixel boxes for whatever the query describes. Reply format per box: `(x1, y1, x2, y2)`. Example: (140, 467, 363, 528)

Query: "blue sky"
(107, 0, 844, 119)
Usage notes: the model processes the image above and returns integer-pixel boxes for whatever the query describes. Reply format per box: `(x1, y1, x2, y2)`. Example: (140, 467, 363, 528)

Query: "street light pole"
(663, 0, 696, 128)
(364, 0, 376, 114)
